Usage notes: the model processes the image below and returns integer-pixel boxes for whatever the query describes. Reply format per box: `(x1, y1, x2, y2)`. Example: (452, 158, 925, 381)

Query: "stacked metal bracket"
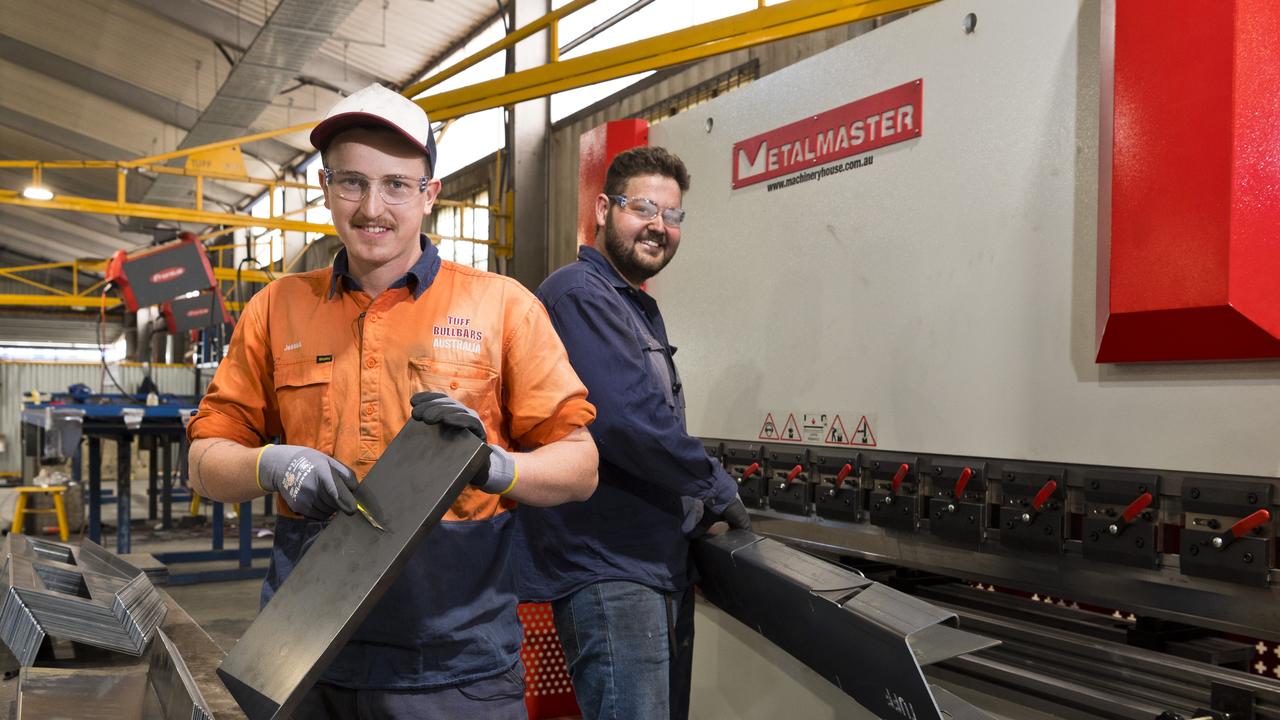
(0, 535, 166, 666)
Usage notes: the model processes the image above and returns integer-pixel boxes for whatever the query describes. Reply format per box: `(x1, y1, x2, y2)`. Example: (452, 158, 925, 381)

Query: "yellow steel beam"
(0, 189, 334, 235)
(421, 0, 934, 121)
(0, 294, 120, 309)
(402, 0, 597, 98)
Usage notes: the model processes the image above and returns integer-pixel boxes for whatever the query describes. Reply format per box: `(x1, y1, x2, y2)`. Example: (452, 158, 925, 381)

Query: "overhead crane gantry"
(0, 0, 933, 312)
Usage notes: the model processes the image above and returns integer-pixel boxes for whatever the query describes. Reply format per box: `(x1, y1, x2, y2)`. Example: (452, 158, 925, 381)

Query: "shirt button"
(363, 404, 375, 416)
(449, 381, 459, 390)
(365, 357, 378, 369)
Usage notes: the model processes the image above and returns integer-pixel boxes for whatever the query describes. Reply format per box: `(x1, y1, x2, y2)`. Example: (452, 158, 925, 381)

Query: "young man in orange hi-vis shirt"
(186, 83, 598, 719)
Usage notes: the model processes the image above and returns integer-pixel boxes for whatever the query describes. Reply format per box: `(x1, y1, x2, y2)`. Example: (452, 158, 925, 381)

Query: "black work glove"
(410, 391, 485, 439)
(257, 444, 359, 520)
(715, 496, 753, 531)
(409, 392, 516, 494)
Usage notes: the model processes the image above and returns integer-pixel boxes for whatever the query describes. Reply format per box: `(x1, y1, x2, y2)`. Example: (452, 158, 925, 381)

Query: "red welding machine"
(105, 232, 216, 311)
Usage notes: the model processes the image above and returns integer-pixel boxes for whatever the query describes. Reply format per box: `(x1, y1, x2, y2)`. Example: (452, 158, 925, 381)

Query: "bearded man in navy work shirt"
(517, 146, 751, 720)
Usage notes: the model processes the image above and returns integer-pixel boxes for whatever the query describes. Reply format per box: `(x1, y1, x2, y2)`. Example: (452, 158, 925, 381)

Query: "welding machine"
(105, 232, 216, 310)
(162, 288, 233, 333)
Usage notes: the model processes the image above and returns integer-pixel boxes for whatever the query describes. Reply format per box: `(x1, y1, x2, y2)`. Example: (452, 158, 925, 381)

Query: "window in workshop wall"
(432, 190, 490, 271)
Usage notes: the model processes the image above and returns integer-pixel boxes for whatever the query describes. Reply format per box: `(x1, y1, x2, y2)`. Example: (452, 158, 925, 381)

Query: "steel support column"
(511, 0, 553, 289)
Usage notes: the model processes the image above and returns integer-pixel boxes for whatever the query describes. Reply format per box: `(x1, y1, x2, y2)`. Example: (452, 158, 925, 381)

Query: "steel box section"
(1097, 0, 1280, 362)
(216, 421, 488, 720)
(693, 531, 997, 720)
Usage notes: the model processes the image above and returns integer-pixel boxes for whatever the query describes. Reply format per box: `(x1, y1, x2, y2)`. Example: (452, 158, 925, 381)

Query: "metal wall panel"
(645, 0, 1280, 478)
(0, 362, 201, 474)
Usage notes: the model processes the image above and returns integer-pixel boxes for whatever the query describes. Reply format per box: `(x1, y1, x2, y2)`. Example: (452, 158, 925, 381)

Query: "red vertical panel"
(1098, 0, 1280, 362)
(1228, 3, 1280, 338)
(577, 119, 649, 247)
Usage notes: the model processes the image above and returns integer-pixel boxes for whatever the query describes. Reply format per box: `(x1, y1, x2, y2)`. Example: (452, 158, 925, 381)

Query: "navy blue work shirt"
(515, 245, 738, 600)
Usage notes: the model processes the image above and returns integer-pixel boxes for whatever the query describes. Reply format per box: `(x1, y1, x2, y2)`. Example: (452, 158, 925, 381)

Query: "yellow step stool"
(11, 486, 70, 542)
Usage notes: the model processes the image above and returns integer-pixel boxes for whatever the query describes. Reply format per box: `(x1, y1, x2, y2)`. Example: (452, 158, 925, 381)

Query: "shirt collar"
(578, 244, 632, 291)
(328, 234, 441, 300)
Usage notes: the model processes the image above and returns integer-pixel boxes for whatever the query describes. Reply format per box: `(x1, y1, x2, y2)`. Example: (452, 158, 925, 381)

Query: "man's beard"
(602, 214, 671, 285)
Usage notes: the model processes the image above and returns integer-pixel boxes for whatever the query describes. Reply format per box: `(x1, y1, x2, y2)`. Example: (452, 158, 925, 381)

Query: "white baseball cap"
(310, 83, 437, 175)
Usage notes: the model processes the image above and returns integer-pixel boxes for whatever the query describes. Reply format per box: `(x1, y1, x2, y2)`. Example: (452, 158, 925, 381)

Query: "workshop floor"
(65, 478, 273, 653)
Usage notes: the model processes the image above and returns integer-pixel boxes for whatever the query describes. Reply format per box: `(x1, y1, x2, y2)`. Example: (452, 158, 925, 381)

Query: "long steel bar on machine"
(217, 421, 488, 720)
(692, 530, 999, 720)
(927, 600, 1280, 717)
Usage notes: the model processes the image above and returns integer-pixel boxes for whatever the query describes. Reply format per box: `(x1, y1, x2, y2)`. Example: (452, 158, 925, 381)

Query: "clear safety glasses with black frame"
(607, 194, 687, 227)
(323, 168, 430, 205)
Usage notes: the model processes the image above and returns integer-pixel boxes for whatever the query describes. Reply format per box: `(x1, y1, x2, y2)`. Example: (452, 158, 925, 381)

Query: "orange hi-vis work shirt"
(187, 256, 596, 522)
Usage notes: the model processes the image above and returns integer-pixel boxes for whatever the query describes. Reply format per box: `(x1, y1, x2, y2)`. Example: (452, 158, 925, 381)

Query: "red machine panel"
(577, 119, 649, 248)
(162, 288, 233, 334)
(1097, 0, 1280, 362)
(105, 232, 217, 312)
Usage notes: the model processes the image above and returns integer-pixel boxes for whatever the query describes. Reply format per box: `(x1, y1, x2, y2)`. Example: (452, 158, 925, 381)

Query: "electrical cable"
(97, 285, 146, 402)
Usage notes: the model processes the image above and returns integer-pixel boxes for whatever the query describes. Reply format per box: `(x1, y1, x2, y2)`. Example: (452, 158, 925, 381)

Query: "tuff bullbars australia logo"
(732, 79, 923, 189)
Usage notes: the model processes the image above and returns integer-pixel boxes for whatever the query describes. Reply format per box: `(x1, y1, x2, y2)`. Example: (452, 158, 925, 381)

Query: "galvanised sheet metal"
(0, 536, 165, 665)
(16, 665, 149, 720)
(148, 628, 213, 720)
(692, 530, 998, 720)
(217, 421, 487, 720)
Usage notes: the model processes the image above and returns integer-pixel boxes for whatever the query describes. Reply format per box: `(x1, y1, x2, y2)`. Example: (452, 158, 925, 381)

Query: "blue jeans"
(552, 581, 694, 720)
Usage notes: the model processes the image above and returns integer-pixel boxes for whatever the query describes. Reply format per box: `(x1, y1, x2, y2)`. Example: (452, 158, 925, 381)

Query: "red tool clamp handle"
(954, 467, 974, 499)
(891, 463, 909, 494)
(1031, 479, 1058, 512)
(1121, 492, 1153, 524)
(834, 463, 853, 489)
(785, 464, 803, 484)
(1231, 508, 1271, 539)
(742, 462, 760, 479)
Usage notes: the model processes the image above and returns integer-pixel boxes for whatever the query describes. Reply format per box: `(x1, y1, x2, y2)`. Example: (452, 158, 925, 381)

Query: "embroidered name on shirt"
(283, 342, 302, 352)
(432, 315, 484, 354)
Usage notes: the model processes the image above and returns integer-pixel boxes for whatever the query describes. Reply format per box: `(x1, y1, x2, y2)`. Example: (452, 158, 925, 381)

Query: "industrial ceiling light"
(22, 165, 54, 201)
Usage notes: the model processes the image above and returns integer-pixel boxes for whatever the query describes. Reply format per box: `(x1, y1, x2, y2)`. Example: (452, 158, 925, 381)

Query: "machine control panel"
(767, 448, 812, 516)
(813, 450, 861, 522)
(1082, 471, 1161, 568)
(999, 464, 1067, 554)
(869, 454, 921, 532)
(927, 461, 988, 547)
(1180, 477, 1274, 586)
(723, 441, 766, 509)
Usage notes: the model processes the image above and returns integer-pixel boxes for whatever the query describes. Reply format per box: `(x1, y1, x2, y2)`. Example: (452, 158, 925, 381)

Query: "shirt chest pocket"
(273, 361, 336, 451)
(408, 358, 501, 443)
(641, 337, 684, 418)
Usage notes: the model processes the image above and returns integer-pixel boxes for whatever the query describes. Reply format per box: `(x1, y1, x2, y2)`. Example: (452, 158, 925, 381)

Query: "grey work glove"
(256, 444, 359, 520)
(409, 392, 518, 495)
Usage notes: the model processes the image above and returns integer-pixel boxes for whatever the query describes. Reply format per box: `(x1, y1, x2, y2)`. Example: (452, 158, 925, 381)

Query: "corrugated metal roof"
(0, 0, 501, 263)
(0, 0, 501, 345)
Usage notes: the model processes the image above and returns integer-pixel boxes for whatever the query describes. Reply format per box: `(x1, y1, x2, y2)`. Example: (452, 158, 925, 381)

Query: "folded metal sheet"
(217, 421, 487, 720)
(0, 536, 166, 665)
(149, 627, 213, 720)
(692, 530, 999, 720)
(16, 665, 149, 719)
